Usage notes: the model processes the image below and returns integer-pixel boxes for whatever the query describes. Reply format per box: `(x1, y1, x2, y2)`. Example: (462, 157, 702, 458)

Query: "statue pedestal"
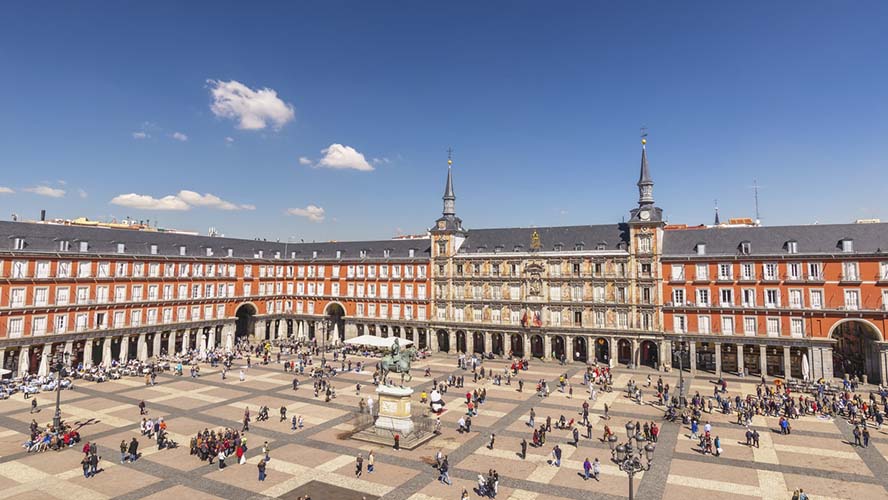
(374, 385, 414, 436)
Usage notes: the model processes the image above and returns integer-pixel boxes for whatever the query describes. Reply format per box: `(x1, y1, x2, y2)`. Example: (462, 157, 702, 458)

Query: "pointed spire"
(442, 149, 455, 216)
(714, 199, 721, 225)
(637, 136, 654, 206)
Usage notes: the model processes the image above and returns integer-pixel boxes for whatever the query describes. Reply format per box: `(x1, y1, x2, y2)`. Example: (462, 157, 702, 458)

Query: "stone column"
(152, 334, 162, 359)
(84, 340, 94, 366)
(199, 333, 208, 357)
(783, 346, 792, 380)
(102, 337, 112, 366)
(609, 337, 618, 368)
(658, 340, 667, 371)
(64, 341, 73, 359)
(167, 334, 176, 357)
(737, 344, 745, 376)
(689, 341, 697, 375)
(543, 334, 552, 359)
(345, 323, 358, 340)
(759, 344, 768, 378)
(183, 330, 191, 352)
(565, 335, 574, 362)
(523, 333, 530, 358)
(120, 336, 130, 361)
(714, 342, 722, 377)
(484, 332, 493, 355)
(631, 338, 639, 368)
(0, 349, 5, 372)
(137, 334, 147, 361)
(448, 330, 456, 352)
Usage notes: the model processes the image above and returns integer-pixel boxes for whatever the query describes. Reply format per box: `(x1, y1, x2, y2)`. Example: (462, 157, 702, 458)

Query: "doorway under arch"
(491, 333, 504, 356)
(617, 339, 632, 366)
(595, 338, 610, 364)
(456, 331, 467, 353)
(552, 336, 566, 361)
(530, 335, 545, 358)
(510, 334, 525, 357)
(437, 329, 450, 352)
(831, 320, 884, 384)
(324, 302, 346, 342)
(640, 340, 658, 368)
(472, 332, 485, 354)
(573, 337, 588, 363)
(235, 303, 258, 341)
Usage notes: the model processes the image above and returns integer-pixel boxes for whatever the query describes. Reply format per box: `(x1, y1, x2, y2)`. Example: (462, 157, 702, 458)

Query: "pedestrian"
(714, 435, 722, 457)
(128, 437, 139, 462)
(572, 427, 580, 447)
(583, 457, 592, 480)
(81, 454, 90, 478)
(355, 453, 363, 477)
(592, 457, 600, 481)
(394, 433, 400, 450)
(120, 440, 128, 464)
(367, 450, 375, 473)
(863, 427, 870, 448)
(280, 406, 287, 422)
(853, 425, 862, 447)
(239, 369, 246, 382)
(551, 445, 562, 467)
(218, 449, 227, 470)
(258, 459, 267, 481)
(139, 400, 147, 415)
(439, 456, 451, 485)
(30, 398, 37, 414)
(520, 438, 527, 459)
(263, 441, 270, 461)
(89, 452, 99, 477)
(488, 433, 496, 450)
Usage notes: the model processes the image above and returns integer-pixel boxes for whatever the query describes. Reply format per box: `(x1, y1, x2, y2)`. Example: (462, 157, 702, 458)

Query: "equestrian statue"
(380, 338, 416, 386)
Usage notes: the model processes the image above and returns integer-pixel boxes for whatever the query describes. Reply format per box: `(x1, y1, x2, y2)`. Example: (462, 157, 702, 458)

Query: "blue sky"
(1, 1, 885, 241)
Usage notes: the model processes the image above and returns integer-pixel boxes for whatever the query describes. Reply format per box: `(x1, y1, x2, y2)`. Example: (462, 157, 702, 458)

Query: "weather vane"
(640, 126, 648, 145)
(447, 147, 453, 166)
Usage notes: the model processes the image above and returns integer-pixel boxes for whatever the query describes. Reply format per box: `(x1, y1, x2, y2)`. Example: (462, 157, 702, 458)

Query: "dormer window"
(696, 243, 706, 255)
(257, 250, 264, 258)
(786, 241, 798, 254)
(312, 250, 318, 259)
(476, 247, 486, 253)
(290, 251, 296, 259)
(575, 243, 584, 251)
(617, 242, 628, 251)
(274, 251, 281, 259)
(360, 249, 367, 258)
(13, 237, 25, 250)
(206, 247, 214, 257)
(116, 243, 125, 254)
(227, 248, 234, 257)
(383, 249, 390, 258)
(79, 241, 89, 253)
(841, 239, 854, 253)
(494, 246, 503, 254)
(58, 240, 70, 252)
(409, 248, 415, 258)
(179, 245, 186, 256)
(739, 241, 751, 255)
(554, 243, 563, 252)
(336, 250, 342, 259)
(150, 244, 158, 255)
(596, 242, 607, 251)
(514, 245, 523, 252)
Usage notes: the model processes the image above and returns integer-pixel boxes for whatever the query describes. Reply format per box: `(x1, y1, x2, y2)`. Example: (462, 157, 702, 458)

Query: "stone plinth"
(374, 385, 414, 435)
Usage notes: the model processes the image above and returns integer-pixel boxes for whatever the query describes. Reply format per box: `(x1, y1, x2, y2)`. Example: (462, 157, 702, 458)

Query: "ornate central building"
(428, 141, 667, 367)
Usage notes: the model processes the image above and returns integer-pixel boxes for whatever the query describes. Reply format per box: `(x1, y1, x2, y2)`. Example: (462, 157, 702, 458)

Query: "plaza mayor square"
(1, 2, 887, 499)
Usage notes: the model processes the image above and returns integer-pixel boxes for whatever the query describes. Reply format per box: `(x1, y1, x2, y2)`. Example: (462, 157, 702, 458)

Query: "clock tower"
(629, 137, 663, 224)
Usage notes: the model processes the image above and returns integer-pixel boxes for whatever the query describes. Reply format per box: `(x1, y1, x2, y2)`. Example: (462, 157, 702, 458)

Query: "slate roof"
(0, 221, 430, 261)
(458, 224, 631, 254)
(662, 223, 888, 257)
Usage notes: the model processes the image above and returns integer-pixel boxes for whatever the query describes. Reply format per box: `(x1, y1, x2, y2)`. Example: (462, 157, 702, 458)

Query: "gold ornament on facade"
(530, 230, 541, 251)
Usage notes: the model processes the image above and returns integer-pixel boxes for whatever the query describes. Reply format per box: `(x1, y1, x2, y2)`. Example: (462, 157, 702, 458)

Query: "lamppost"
(614, 421, 656, 500)
(676, 337, 688, 407)
(52, 351, 70, 430)
(320, 317, 333, 368)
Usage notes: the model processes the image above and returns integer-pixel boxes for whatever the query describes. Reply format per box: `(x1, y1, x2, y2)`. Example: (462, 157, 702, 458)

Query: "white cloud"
(0, 187, 13, 194)
(172, 132, 188, 142)
(372, 157, 390, 165)
(78, 189, 88, 199)
(316, 143, 373, 171)
(110, 193, 190, 211)
(132, 131, 150, 139)
(110, 190, 254, 211)
(24, 186, 66, 198)
(176, 190, 254, 211)
(298, 156, 312, 166)
(57, 179, 67, 185)
(286, 205, 325, 222)
(207, 79, 295, 130)
(225, 136, 235, 144)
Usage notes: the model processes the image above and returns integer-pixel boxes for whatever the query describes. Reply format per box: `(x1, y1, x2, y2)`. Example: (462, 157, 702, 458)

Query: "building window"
(671, 264, 685, 281)
(696, 288, 710, 307)
(637, 236, 652, 254)
(786, 241, 798, 254)
(696, 243, 706, 255)
(788, 289, 803, 309)
(699, 315, 711, 334)
(841, 239, 854, 252)
(695, 264, 708, 281)
(717, 263, 732, 281)
(844, 290, 860, 310)
(809, 289, 823, 309)
(740, 241, 751, 255)
(787, 262, 802, 280)
(842, 262, 859, 281)
(790, 318, 804, 338)
(79, 241, 89, 252)
(764, 289, 780, 308)
(740, 263, 755, 281)
(673, 315, 687, 333)
(806, 262, 822, 280)
(59, 240, 70, 251)
(766, 317, 780, 337)
(721, 316, 734, 335)
(116, 243, 125, 253)
(763, 263, 778, 281)
(672, 289, 685, 305)
(743, 317, 757, 335)
(719, 288, 734, 306)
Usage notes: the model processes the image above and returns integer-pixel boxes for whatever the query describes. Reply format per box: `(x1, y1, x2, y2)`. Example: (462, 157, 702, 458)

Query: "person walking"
(592, 458, 601, 481)
(30, 397, 37, 414)
(862, 427, 870, 448)
(367, 450, 375, 473)
(257, 459, 267, 481)
(120, 440, 128, 464)
(583, 457, 592, 480)
(81, 454, 90, 478)
(355, 453, 364, 477)
(714, 435, 722, 457)
(262, 441, 270, 461)
(520, 438, 527, 459)
(139, 400, 147, 415)
(218, 448, 227, 470)
(88, 452, 99, 477)
(488, 433, 496, 450)
(439, 455, 451, 485)
(853, 425, 862, 447)
(128, 437, 139, 462)
(551, 445, 562, 467)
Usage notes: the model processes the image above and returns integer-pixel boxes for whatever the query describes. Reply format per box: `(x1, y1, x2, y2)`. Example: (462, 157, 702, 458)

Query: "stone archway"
(324, 302, 346, 341)
(235, 303, 258, 341)
(456, 331, 467, 353)
(472, 332, 485, 354)
(437, 329, 450, 352)
(830, 319, 884, 384)
(491, 333, 504, 356)
(640, 340, 658, 368)
(573, 337, 588, 363)
(530, 335, 545, 358)
(617, 339, 632, 365)
(510, 334, 525, 358)
(552, 336, 566, 361)
(595, 338, 610, 364)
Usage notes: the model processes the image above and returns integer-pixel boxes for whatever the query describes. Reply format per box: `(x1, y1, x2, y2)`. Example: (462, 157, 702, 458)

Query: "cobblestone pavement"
(1, 353, 887, 500)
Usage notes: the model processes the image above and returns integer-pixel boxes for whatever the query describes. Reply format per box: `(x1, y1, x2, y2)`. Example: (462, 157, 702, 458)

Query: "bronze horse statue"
(380, 344, 416, 385)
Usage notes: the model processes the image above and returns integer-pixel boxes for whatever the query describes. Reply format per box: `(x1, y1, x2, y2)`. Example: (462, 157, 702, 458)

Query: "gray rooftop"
(0, 221, 430, 261)
(662, 223, 888, 257)
(458, 224, 630, 254)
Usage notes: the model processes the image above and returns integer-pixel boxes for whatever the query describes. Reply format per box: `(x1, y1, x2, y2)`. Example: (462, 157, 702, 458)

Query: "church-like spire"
(442, 149, 456, 216)
(637, 136, 654, 207)
(714, 199, 721, 225)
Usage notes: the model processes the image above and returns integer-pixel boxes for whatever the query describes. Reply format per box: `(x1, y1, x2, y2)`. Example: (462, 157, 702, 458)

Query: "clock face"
(639, 210, 650, 220)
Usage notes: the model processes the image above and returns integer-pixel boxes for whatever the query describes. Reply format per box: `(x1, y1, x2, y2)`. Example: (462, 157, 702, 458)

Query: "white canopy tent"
(343, 335, 413, 349)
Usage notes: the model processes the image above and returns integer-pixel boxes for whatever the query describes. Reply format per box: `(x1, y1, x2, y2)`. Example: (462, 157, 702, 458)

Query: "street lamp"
(52, 351, 70, 430)
(320, 317, 333, 368)
(676, 338, 688, 407)
(613, 430, 656, 500)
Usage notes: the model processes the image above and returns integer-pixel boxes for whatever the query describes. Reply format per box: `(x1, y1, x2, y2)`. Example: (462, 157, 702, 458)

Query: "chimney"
(40, 210, 46, 221)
